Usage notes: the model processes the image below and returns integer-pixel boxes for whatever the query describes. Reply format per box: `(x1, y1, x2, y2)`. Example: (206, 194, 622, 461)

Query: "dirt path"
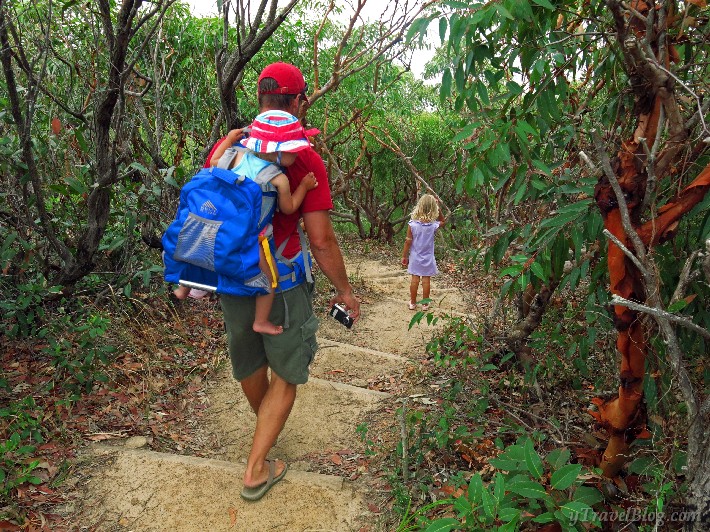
(76, 255, 471, 531)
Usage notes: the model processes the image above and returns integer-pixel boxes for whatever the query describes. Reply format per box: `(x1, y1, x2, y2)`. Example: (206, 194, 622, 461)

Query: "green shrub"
(0, 397, 44, 500)
(421, 438, 602, 531)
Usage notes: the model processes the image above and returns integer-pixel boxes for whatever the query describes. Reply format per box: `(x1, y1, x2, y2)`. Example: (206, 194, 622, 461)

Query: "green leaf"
(531, 159, 552, 176)
(530, 262, 546, 281)
(532, 512, 556, 523)
(441, 68, 453, 100)
(454, 494, 472, 515)
(551, 463, 582, 490)
(667, 299, 689, 313)
(493, 472, 505, 504)
(425, 518, 460, 532)
(524, 440, 544, 479)
(439, 17, 448, 44)
(628, 456, 661, 476)
(468, 473, 483, 503)
(129, 161, 149, 173)
(489, 456, 521, 471)
(546, 448, 571, 470)
(532, 0, 556, 10)
(509, 480, 547, 499)
(573, 486, 604, 506)
(498, 507, 521, 523)
(496, 3, 514, 19)
(453, 122, 481, 142)
(406, 17, 432, 43)
(481, 486, 495, 517)
(560, 501, 595, 522)
(499, 265, 523, 277)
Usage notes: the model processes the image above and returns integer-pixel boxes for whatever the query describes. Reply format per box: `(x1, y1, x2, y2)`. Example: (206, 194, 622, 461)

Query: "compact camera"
(329, 304, 354, 329)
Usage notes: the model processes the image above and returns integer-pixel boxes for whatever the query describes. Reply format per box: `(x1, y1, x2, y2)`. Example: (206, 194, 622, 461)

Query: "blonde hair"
(410, 194, 439, 223)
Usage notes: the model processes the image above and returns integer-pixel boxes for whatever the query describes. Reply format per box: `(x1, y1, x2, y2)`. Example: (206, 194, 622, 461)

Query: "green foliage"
(0, 257, 62, 338)
(424, 438, 602, 531)
(41, 310, 116, 395)
(0, 397, 45, 500)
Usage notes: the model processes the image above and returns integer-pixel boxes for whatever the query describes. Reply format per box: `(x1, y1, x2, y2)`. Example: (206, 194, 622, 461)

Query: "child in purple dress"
(401, 194, 446, 310)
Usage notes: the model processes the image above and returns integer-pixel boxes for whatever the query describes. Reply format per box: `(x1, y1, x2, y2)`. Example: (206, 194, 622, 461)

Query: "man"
(211, 62, 360, 501)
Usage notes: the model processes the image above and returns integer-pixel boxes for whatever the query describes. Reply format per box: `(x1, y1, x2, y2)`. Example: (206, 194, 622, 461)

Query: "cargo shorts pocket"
(300, 314, 319, 368)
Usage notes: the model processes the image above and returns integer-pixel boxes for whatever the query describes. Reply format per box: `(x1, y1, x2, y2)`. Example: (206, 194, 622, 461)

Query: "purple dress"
(407, 220, 440, 276)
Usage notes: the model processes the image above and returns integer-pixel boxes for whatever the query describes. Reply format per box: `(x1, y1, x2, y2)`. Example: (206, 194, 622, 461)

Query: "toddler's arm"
(401, 225, 413, 267)
(272, 171, 318, 215)
(210, 128, 245, 168)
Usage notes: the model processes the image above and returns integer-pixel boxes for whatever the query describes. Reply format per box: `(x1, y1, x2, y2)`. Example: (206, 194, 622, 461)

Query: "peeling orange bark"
(589, 0, 710, 479)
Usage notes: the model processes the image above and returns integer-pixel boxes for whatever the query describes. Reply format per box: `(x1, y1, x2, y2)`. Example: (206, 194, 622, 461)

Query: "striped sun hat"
(240, 110, 320, 153)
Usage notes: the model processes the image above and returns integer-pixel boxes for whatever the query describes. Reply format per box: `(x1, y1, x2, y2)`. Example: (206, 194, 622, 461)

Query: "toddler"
(401, 194, 445, 311)
(175, 111, 318, 335)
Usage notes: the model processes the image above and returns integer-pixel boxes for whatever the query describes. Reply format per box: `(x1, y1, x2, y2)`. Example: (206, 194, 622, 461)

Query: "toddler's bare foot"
(253, 320, 283, 335)
(174, 286, 190, 300)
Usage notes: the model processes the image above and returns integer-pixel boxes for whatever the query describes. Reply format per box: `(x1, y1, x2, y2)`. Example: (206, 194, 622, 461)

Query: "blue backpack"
(162, 149, 280, 297)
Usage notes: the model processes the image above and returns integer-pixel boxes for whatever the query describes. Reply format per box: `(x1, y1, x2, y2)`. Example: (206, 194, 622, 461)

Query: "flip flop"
(421, 304, 430, 311)
(240, 459, 288, 501)
(408, 302, 416, 310)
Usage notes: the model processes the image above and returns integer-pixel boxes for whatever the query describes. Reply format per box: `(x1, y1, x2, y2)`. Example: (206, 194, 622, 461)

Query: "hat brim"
(239, 137, 312, 154)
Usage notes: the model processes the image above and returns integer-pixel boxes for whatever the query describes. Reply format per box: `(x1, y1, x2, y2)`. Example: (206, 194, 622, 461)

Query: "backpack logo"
(199, 200, 218, 216)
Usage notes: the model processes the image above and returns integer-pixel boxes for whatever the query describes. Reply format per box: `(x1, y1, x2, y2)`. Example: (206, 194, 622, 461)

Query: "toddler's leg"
(409, 275, 420, 307)
(253, 292, 282, 335)
(422, 276, 431, 300)
(252, 246, 283, 335)
(174, 285, 191, 299)
(421, 276, 431, 310)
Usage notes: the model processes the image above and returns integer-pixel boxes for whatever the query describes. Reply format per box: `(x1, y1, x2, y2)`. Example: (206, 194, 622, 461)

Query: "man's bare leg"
(243, 370, 295, 488)
(240, 365, 269, 414)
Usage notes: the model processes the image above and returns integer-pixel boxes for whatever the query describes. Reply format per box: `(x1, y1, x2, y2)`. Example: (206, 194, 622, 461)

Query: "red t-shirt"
(205, 138, 333, 259)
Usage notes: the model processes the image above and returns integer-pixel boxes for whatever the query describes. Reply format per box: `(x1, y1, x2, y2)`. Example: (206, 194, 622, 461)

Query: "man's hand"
(329, 290, 360, 325)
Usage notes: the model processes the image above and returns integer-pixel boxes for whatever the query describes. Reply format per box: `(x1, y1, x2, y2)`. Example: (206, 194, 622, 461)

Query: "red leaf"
(330, 454, 342, 465)
(51, 118, 62, 135)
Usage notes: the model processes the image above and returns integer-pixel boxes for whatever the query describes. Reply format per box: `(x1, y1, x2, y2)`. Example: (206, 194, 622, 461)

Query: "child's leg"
(409, 275, 420, 305)
(174, 285, 191, 299)
(421, 276, 431, 309)
(422, 276, 431, 300)
(252, 247, 283, 335)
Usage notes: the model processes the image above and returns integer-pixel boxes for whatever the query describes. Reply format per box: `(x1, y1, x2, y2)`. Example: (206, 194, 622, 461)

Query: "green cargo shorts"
(220, 282, 319, 385)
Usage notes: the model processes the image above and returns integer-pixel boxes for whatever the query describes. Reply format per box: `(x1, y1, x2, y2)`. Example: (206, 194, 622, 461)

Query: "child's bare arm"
(210, 128, 245, 168)
(401, 225, 413, 267)
(437, 210, 446, 228)
(273, 172, 318, 215)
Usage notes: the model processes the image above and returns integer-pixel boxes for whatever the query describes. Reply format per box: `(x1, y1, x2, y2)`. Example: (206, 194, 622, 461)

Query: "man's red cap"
(258, 62, 307, 96)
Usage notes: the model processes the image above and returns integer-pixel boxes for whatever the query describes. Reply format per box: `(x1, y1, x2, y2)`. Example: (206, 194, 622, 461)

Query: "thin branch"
(671, 250, 700, 303)
(610, 294, 710, 342)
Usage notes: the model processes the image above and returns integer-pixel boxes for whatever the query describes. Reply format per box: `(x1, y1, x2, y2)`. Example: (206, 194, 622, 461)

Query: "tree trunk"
(593, 1, 710, 479)
(686, 406, 710, 530)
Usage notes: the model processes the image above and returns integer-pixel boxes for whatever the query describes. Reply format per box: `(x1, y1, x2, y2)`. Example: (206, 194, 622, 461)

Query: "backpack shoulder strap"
(215, 146, 246, 170)
(274, 225, 313, 284)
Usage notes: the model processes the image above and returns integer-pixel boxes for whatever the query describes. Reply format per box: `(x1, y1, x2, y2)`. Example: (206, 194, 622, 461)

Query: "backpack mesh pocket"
(174, 213, 222, 271)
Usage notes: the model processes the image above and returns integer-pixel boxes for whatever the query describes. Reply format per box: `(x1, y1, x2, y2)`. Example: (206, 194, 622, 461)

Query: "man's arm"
(302, 209, 360, 322)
